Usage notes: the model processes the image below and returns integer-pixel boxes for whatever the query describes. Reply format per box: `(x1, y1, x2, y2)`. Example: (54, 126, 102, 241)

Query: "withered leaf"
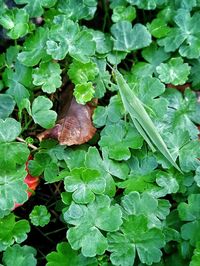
(37, 88, 97, 145)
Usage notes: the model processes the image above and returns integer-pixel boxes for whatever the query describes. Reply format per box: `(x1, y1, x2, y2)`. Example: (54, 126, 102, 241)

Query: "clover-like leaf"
(47, 16, 95, 62)
(85, 147, 118, 197)
(179, 140, 200, 172)
(74, 82, 95, 105)
(64, 195, 122, 257)
(111, 21, 151, 52)
(0, 118, 21, 143)
(14, 0, 57, 17)
(93, 58, 111, 98)
(0, 142, 30, 171)
(32, 61, 62, 93)
(0, 213, 30, 251)
(154, 171, 179, 198)
(32, 96, 57, 129)
(108, 215, 165, 266)
(93, 95, 124, 127)
(4, 61, 31, 105)
(0, 8, 29, 39)
(18, 27, 50, 66)
(0, 166, 28, 212)
(131, 76, 168, 119)
(99, 121, 143, 161)
(0, 94, 15, 119)
(190, 242, 200, 266)
(142, 43, 171, 70)
(2, 244, 37, 266)
(46, 242, 98, 266)
(112, 5, 136, 23)
(163, 88, 200, 139)
(68, 60, 98, 85)
(127, 0, 163, 10)
(85, 147, 129, 183)
(90, 31, 112, 55)
(158, 9, 200, 59)
(178, 194, 200, 246)
(29, 205, 51, 227)
(64, 167, 106, 204)
(147, 18, 170, 38)
(122, 192, 170, 228)
(57, 0, 97, 21)
(117, 150, 159, 195)
(156, 57, 191, 85)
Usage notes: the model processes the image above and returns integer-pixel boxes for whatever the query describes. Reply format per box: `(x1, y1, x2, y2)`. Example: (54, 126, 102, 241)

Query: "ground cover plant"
(0, 0, 200, 265)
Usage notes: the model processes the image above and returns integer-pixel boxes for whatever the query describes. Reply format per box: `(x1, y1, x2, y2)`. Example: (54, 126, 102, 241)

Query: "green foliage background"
(0, 0, 200, 265)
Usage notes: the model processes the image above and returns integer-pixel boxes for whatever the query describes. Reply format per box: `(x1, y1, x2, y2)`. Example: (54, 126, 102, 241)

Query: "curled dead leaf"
(37, 87, 97, 145)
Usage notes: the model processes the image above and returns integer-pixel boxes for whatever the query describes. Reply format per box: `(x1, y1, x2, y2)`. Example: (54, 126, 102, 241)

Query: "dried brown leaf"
(37, 88, 97, 145)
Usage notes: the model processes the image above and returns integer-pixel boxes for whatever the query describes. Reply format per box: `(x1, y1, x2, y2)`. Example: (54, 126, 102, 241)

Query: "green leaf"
(28, 151, 59, 183)
(178, 194, 200, 246)
(0, 94, 15, 119)
(108, 215, 165, 265)
(74, 82, 95, 105)
(142, 43, 171, 69)
(175, 0, 197, 10)
(131, 76, 168, 119)
(112, 5, 136, 23)
(179, 140, 200, 172)
(14, 0, 57, 18)
(60, 148, 86, 170)
(57, 0, 97, 21)
(32, 61, 62, 93)
(46, 242, 98, 266)
(127, 0, 164, 10)
(64, 195, 122, 257)
(0, 166, 28, 211)
(114, 68, 182, 172)
(99, 120, 143, 161)
(68, 60, 98, 85)
(156, 57, 191, 85)
(107, 51, 128, 65)
(18, 27, 50, 66)
(0, 142, 29, 171)
(154, 171, 179, 197)
(194, 167, 200, 187)
(90, 31, 112, 55)
(158, 9, 200, 59)
(93, 58, 111, 98)
(0, 118, 21, 143)
(29, 205, 51, 227)
(190, 242, 200, 266)
(85, 147, 117, 197)
(2, 244, 37, 266)
(32, 96, 57, 129)
(163, 88, 199, 139)
(0, 8, 29, 39)
(47, 16, 95, 62)
(190, 59, 200, 89)
(126, 62, 154, 82)
(64, 167, 106, 204)
(5, 45, 20, 67)
(93, 95, 124, 127)
(147, 18, 170, 38)
(111, 21, 151, 52)
(0, 213, 30, 251)
(4, 61, 31, 105)
(122, 191, 170, 228)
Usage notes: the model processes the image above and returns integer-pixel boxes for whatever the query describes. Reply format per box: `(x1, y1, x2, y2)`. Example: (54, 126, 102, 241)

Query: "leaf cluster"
(0, 0, 200, 265)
